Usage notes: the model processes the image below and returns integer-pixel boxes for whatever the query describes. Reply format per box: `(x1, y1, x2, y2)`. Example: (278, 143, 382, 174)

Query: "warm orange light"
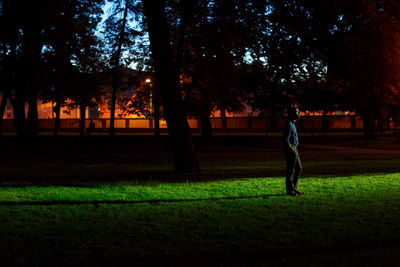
(145, 79, 151, 83)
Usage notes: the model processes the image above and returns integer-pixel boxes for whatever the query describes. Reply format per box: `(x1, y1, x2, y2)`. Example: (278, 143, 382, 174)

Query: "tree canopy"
(1, 0, 400, 169)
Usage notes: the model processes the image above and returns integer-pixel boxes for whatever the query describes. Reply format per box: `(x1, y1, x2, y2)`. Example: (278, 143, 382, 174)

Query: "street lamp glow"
(145, 79, 151, 83)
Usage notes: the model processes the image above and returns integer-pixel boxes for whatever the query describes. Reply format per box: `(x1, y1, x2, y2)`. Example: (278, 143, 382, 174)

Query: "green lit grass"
(0, 174, 399, 265)
(0, 174, 398, 202)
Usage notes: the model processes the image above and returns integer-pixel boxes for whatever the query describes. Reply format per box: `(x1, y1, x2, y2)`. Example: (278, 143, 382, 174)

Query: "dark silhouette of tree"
(0, 1, 26, 137)
(122, 78, 152, 118)
(238, 62, 285, 136)
(175, 0, 267, 137)
(22, 1, 42, 137)
(267, 0, 400, 137)
(258, 0, 333, 111)
(68, 72, 106, 136)
(108, 0, 129, 136)
(2, 0, 398, 142)
(0, 0, 18, 135)
(142, 0, 200, 172)
(103, 0, 142, 136)
(328, 0, 400, 138)
(1, 0, 105, 137)
(0, 0, 45, 137)
(40, 0, 76, 136)
(67, 0, 105, 136)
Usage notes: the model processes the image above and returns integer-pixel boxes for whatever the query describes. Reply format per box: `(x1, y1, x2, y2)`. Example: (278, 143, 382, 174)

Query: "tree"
(176, 0, 267, 136)
(103, 0, 142, 136)
(68, 0, 105, 136)
(122, 78, 152, 118)
(0, 1, 26, 137)
(22, 0, 42, 137)
(270, 0, 400, 137)
(0, 0, 43, 137)
(68, 71, 106, 136)
(1, 0, 105, 137)
(142, 0, 200, 172)
(327, 0, 400, 138)
(40, 0, 76, 136)
(0, 0, 18, 135)
(238, 62, 287, 136)
(258, 0, 334, 111)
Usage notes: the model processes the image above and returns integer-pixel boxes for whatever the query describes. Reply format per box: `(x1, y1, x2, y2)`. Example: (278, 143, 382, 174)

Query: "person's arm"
(283, 122, 295, 152)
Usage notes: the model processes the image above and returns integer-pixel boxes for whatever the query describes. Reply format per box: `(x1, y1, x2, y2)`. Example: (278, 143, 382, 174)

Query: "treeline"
(1, 0, 400, 171)
(0, 0, 106, 137)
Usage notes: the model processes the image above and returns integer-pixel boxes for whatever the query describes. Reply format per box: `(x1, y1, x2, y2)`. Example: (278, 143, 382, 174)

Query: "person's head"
(287, 106, 300, 121)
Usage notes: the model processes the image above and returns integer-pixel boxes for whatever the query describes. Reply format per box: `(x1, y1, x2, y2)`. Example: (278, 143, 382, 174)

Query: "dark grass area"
(0, 134, 399, 183)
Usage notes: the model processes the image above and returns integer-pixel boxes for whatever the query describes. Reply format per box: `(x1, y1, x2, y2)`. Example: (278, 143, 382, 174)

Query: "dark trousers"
(285, 147, 302, 193)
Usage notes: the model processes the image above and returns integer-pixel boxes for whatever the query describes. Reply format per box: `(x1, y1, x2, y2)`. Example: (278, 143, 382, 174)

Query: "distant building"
(0, 70, 153, 120)
(0, 95, 85, 119)
(0, 68, 356, 121)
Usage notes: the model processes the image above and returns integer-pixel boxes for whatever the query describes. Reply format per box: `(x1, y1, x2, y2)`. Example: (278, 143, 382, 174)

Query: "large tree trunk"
(79, 104, 86, 137)
(27, 88, 39, 136)
(52, 1, 73, 137)
(199, 85, 212, 137)
(0, 91, 16, 136)
(311, 111, 316, 136)
(109, 68, 119, 136)
(0, 50, 8, 136)
(200, 101, 212, 138)
(14, 75, 26, 137)
(153, 84, 160, 137)
(142, 0, 199, 172)
(2, 0, 23, 136)
(362, 112, 376, 139)
(200, 112, 212, 138)
(110, 0, 129, 136)
(53, 101, 61, 136)
(0, 0, 7, 136)
(1, 2, 6, 135)
(15, 48, 26, 137)
(321, 109, 328, 133)
(265, 106, 272, 137)
(220, 106, 227, 129)
(23, 0, 41, 137)
(0, 94, 7, 136)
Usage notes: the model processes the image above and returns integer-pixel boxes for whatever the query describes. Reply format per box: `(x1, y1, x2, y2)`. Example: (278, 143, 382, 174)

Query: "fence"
(1, 115, 399, 132)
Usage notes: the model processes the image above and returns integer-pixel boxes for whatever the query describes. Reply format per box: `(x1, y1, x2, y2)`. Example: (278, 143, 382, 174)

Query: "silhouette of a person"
(283, 106, 304, 196)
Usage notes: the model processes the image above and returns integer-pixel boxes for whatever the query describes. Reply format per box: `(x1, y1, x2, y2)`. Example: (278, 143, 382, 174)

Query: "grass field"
(0, 174, 399, 265)
(0, 134, 399, 265)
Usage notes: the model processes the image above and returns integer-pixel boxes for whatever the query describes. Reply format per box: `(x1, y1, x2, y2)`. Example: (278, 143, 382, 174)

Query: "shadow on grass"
(0, 193, 286, 206)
